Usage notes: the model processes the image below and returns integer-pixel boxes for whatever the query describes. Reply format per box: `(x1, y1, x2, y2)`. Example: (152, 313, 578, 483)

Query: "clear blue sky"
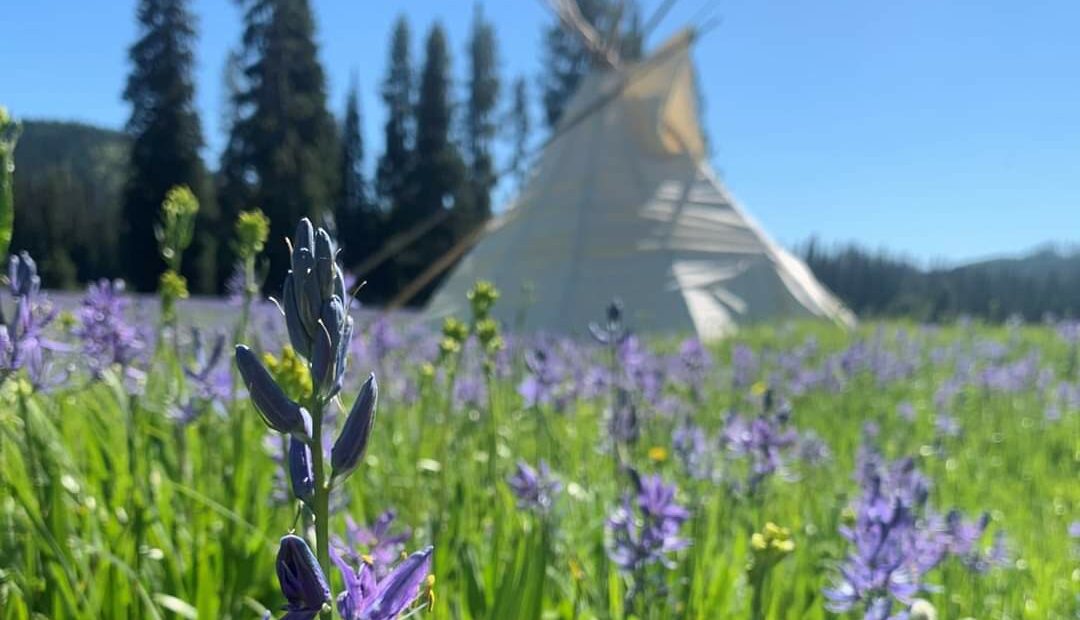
(3, 0, 1078, 264)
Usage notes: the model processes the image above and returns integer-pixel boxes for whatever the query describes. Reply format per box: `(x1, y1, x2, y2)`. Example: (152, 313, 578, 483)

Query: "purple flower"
(74, 279, 144, 376)
(331, 545, 433, 620)
(672, 424, 711, 480)
(507, 460, 562, 514)
(333, 510, 412, 579)
(0, 252, 64, 389)
(731, 344, 757, 388)
(276, 534, 330, 619)
(826, 443, 1002, 618)
(606, 474, 689, 573)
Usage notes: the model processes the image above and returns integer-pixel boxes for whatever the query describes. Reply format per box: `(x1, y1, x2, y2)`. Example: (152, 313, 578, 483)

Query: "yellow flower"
(159, 270, 189, 301)
(423, 574, 436, 609)
(467, 280, 500, 317)
(648, 446, 669, 463)
(568, 558, 584, 581)
(162, 185, 199, 219)
(262, 346, 313, 401)
(235, 209, 270, 258)
(751, 381, 768, 396)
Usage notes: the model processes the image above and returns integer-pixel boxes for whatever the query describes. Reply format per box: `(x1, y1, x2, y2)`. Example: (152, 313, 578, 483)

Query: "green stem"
(307, 395, 331, 617)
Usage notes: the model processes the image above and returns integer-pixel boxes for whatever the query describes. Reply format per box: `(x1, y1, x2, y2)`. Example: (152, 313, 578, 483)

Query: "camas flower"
(825, 443, 1003, 619)
(75, 279, 144, 376)
(606, 474, 689, 573)
(331, 545, 433, 620)
(333, 510, 412, 579)
(507, 459, 562, 514)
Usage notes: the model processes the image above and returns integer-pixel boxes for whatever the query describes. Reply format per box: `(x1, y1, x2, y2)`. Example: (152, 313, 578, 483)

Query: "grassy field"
(0, 282, 1077, 618)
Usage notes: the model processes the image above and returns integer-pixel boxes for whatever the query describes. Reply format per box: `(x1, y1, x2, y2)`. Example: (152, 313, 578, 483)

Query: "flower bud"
(331, 373, 377, 480)
(288, 436, 315, 505)
(276, 534, 330, 615)
(235, 345, 309, 437)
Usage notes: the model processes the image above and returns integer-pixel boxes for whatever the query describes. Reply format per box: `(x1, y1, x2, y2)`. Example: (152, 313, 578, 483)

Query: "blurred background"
(2, 0, 1078, 323)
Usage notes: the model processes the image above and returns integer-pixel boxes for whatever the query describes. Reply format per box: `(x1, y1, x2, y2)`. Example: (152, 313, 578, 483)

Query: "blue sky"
(3, 0, 1078, 264)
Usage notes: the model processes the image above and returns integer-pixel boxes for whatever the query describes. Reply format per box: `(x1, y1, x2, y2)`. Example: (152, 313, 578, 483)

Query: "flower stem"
(307, 394, 332, 617)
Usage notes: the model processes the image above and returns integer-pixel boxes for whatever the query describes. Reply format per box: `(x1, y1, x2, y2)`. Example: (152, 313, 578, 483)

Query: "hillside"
(804, 242, 1080, 322)
(12, 120, 129, 286)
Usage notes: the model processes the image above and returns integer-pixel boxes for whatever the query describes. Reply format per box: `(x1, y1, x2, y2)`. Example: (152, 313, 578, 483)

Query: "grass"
(0, 311, 1077, 619)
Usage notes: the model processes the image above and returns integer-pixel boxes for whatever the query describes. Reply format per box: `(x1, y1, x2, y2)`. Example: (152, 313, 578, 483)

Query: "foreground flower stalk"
(235, 218, 428, 618)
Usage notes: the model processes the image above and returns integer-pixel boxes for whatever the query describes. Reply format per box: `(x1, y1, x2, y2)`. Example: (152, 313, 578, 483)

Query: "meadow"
(0, 223, 1078, 620)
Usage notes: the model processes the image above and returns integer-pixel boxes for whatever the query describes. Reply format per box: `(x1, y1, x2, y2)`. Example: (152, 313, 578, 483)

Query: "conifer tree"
(507, 76, 532, 185)
(393, 23, 471, 303)
(464, 4, 500, 225)
(122, 0, 214, 292)
(222, 0, 339, 290)
(375, 17, 415, 215)
(336, 83, 380, 276)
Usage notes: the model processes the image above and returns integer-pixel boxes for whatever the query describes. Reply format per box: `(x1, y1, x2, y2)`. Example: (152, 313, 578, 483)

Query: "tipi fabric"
(425, 31, 853, 339)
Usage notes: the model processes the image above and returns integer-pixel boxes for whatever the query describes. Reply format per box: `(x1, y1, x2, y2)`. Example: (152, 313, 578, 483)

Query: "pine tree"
(122, 0, 214, 292)
(393, 23, 471, 304)
(223, 0, 339, 291)
(540, 0, 643, 128)
(507, 76, 532, 185)
(464, 4, 500, 225)
(336, 82, 380, 276)
(375, 17, 415, 215)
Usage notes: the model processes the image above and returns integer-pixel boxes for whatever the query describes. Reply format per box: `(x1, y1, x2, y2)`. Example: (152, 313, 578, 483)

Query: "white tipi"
(425, 30, 853, 339)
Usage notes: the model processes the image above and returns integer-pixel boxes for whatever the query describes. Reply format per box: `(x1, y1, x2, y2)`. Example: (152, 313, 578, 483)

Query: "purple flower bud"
(235, 345, 309, 437)
(314, 229, 336, 299)
(276, 534, 329, 618)
(288, 436, 315, 505)
(331, 373, 377, 480)
(282, 277, 312, 359)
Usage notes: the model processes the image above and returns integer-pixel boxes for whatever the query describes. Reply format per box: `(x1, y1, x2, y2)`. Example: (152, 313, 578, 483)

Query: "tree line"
(802, 240, 1080, 323)
(11, 0, 640, 305)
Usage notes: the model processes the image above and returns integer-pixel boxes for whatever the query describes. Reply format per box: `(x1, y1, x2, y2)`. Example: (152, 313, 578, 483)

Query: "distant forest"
(802, 241, 1080, 323)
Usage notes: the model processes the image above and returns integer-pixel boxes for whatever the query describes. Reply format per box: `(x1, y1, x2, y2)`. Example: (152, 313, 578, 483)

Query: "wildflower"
(825, 443, 1001, 619)
(589, 298, 628, 346)
(606, 474, 689, 573)
(235, 209, 271, 260)
(276, 534, 330, 619)
(507, 460, 562, 514)
(263, 346, 314, 401)
(648, 446, 668, 463)
(331, 545, 434, 620)
(672, 424, 712, 480)
(75, 279, 143, 376)
(466, 280, 499, 318)
(0, 252, 62, 389)
(279, 220, 352, 389)
(334, 510, 412, 579)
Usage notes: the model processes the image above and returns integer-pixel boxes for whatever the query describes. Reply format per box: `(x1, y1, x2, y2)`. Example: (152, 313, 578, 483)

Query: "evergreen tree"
(122, 0, 214, 292)
(464, 4, 500, 225)
(223, 0, 339, 291)
(507, 76, 532, 185)
(540, 0, 642, 128)
(375, 17, 415, 214)
(336, 82, 380, 275)
(393, 23, 471, 304)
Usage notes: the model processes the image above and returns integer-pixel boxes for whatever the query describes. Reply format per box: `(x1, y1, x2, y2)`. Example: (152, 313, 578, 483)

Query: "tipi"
(425, 30, 853, 339)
